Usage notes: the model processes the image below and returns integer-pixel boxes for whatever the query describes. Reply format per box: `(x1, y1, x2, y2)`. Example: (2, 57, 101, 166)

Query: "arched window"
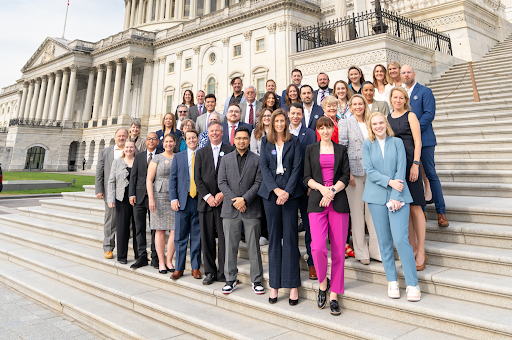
(25, 146, 46, 170)
(207, 77, 217, 95)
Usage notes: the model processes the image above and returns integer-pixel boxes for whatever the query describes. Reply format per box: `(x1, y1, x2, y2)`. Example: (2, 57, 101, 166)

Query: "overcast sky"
(0, 0, 125, 88)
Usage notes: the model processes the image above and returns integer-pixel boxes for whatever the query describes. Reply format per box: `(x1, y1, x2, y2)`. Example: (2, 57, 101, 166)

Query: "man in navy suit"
(222, 104, 253, 146)
(401, 65, 449, 227)
(281, 69, 303, 107)
(169, 129, 203, 280)
(288, 102, 318, 279)
(300, 85, 324, 131)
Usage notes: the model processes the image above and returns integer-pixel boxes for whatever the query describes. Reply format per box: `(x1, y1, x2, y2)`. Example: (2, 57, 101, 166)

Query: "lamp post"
(372, 0, 388, 34)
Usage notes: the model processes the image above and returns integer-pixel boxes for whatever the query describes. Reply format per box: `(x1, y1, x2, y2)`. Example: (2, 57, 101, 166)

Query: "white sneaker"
(252, 282, 265, 294)
(406, 285, 421, 302)
(387, 281, 400, 299)
(259, 237, 269, 246)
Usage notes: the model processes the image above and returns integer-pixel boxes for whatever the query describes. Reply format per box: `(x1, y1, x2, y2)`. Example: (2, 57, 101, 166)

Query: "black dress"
(388, 112, 426, 207)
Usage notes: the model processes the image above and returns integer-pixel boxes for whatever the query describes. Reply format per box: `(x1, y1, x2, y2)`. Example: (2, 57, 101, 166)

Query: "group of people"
(95, 61, 449, 316)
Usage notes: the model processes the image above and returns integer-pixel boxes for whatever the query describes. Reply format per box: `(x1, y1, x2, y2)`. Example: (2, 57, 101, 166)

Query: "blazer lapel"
(352, 116, 365, 143)
(313, 143, 324, 184)
(333, 143, 340, 176)
(239, 151, 251, 181)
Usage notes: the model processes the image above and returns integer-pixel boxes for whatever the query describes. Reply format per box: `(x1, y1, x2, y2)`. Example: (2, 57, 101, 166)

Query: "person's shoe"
(388, 281, 400, 299)
(309, 266, 318, 280)
(241, 233, 246, 243)
(416, 254, 427, 271)
(426, 198, 434, 205)
(217, 275, 227, 283)
(222, 281, 237, 294)
(192, 269, 202, 279)
(298, 222, 305, 233)
(104, 251, 113, 259)
(438, 213, 449, 227)
(130, 257, 148, 269)
(259, 236, 269, 246)
(360, 259, 370, 265)
(289, 298, 299, 306)
(151, 257, 159, 269)
(317, 278, 330, 309)
(406, 285, 421, 302)
(330, 300, 341, 316)
(118, 259, 127, 265)
(170, 270, 183, 280)
(159, 268, 168, 274)
(203, 273, 217, 285)
(252, 282, 265, 295)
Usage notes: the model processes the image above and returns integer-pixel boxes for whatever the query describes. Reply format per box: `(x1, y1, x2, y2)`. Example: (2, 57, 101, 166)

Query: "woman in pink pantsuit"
(304, 116, 351, 316)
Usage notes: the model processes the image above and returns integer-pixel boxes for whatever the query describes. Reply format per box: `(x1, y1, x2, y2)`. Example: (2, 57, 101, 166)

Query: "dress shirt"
(276, 144, 284, 175)
(244, 101, 256, 124)
(147, 150, 156, 163)
(303, 105, 312, 128)
(378, 138, 386, 159)
(177, 120, 182, 130)
(114, 144, 123, 159)
(171, 148, 197, 203)
(228, 122, 240, 132)
(203, 143, 222, 202)
(358, 122, 369, 140)
(289, 124, 301, 137)
(403, 81, 417, 98)
(316, 88, 330, 105)
(236, 150, 248, 176)
(368, 102, 373, 111)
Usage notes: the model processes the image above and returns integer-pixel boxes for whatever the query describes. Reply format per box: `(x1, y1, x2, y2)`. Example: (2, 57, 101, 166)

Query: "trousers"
(199, 206, 225, 278)
(174, 195, 201, 271)
(299, 193, 314, 267)
(115, 198, 133, 261)
(103, 201, 116, 252)
(421, 146, 446, 214)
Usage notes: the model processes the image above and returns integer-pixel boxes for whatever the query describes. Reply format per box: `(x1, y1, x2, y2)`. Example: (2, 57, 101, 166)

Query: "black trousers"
(134, 196, 157, 260)
(199, 206, 225, 278)
(115, 198, 133, 261)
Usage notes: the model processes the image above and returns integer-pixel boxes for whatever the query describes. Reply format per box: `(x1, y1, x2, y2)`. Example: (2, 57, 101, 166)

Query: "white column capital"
(126, 55, 136, 63)
(89, 67, 96, 74)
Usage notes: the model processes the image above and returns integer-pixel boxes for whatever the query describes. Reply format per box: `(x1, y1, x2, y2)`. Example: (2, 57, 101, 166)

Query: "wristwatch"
(330, 187, 336, 194)
(413, 160, 420, 166)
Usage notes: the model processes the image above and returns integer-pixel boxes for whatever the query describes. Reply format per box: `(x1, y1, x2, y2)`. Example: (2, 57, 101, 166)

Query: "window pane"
(167, 95, 173, 113)
(185, 58, 192, 69)
(234, 45, 241, 57)
(169, 63, 174, 73)
(184, 0, 191, 17)
(207, 78, 216, 95)
(257, 39, 265, 51)
(257, 78, 265, 100)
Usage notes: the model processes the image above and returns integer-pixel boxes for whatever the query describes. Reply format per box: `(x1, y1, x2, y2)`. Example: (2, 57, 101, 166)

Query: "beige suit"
(369, 100, 390, 116)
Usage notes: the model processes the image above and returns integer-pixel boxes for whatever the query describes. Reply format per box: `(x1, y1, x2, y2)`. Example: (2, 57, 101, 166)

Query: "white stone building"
(0, 0, 511, 171)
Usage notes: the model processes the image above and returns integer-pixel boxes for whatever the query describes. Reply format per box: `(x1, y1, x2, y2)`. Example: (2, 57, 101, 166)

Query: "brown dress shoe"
(104, 251, 113, 259)
(170, 270, 183, 280)
(438, 213, 449, 227)
(192, 269, 202, 279)
(309, 266, 318, 280)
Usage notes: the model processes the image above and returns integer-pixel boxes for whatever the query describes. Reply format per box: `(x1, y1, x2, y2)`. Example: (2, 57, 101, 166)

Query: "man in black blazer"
(195, 121, 235, 284)
(128, 132, 160, 269)
(301, 85, 324, 131)
(189, 90, 206, 123)
(218, 126, 264, 294)
(312, 72, 333, 106)
(221, 104, 253, 146)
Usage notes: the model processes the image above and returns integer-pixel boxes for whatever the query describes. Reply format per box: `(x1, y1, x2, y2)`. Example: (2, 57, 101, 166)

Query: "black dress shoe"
(330, 300, 341, 316)
(118, 259, 127, 265)
(217, 275, 226, 283)
(269, 297, 277, 304)
(318, 278, 330, 309)
(151, 258, 159, 269)
(130, 257, 148, 269)
(166, 265, 175, 273)
(202, 273, 217, 285)
(159, 269, 168, 274)
(426, 198, 434, 205)
(289, 298, 299, 306)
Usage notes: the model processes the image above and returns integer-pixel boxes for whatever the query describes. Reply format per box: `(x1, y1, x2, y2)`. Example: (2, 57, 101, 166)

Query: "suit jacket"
(129, 149, 161, 204)
(303, 142, 350, 213)
(196, 111, 226, 134)
(302, 103, 324, 130)
(223, 94, 246, 116)
(362, 136, 413, 205)
(169, 150, 194, 209)
(107, 158, 130, 204)
(218, 150, 262, 219)
(338, 115, 366, 177)
(408, 83, 437, 147)
(194, 143, 235, 212)
(370, 100, 390, 116)
(189, 104, 206, 122)
(258, 136, 304, 200)
(296, 125, 317, 189)
(221, 122, 254, 145)
(240, 101, 262, 124)
(313, 88, 334, 105)
(95, 146, 115, 201)
(156, 129, 182, 153)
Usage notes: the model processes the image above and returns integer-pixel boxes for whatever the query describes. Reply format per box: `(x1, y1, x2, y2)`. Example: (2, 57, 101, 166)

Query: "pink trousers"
(308, 203, 350, 294)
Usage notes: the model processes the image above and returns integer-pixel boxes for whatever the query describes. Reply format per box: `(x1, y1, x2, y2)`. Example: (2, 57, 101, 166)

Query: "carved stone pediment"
(22, 37, 74, 73)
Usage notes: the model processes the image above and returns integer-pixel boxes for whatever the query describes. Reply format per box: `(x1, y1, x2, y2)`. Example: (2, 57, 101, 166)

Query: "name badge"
(314, 115, 319, 119)
(413, 95, 418, 100)
(219, 151, 225, 157)
(271, 150, 277, 155)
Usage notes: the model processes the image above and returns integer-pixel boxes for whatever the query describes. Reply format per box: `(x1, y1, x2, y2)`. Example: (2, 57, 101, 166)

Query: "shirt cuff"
(171, 199, 178, 203)
(129, 196, 135, 198)
(203, 193, 212, 202)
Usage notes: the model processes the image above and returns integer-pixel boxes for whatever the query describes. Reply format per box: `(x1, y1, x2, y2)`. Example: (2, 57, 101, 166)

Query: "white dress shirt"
(171, 148, 197, 203)
(147, 150, 156, 162)
(303, 105, 312, 128)
(203, 143, 222, 202)
(114, 144, 123, 159)
(276, 144, 284, 175)
(290, 124, 301, 137)
(378, 138, 386, 159)
(228, 121, 240, 131)
(403, 82, 417, 98)
(316, 88, 331, 105)
(244, 101, 256, 124)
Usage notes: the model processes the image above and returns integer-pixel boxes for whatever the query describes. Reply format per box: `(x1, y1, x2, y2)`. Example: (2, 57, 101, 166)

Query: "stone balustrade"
(380, 0, 505, 16)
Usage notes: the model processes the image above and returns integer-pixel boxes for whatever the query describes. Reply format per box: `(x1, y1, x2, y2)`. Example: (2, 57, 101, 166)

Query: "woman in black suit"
(258, 108, 304, 306)
(304, 116, 350, 316)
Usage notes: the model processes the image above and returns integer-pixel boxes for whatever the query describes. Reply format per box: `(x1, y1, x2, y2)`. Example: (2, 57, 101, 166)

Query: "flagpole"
(62, 1, 69, 39)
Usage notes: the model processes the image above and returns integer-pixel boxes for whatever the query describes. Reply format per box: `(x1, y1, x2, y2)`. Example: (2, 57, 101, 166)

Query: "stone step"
(434, 111, 512, 124)
(432, 64, 512, 79)
(0, 260, 198, 340)
(430, 74, 509, 88)
(433, 118, 512, 131)
(430, 87, 510, 100)
(444, 56, 512, 70)
(437, 170, 512, 183)
(434, 147, 512, 160)
(61, 191, 103, 205)
(439, 182, 512, 198)
(434, 126, 512, 140)
(17, 205, 104, 230)
(83, 185, 95, 194)
(434, 138, 512, 151)
(484, 51, 512, 59)
(435, 159, 512, 171)
(39, 198, 105, 217)
(436, 103, 511, 115)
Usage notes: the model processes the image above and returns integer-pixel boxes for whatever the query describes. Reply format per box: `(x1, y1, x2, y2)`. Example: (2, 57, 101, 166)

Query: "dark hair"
(231, 77, 242, 85)
(300, 84, 313, 93)
(184, 129, 199, 139)
(254, 108, 272, 140)
(348, 66, 366, 84)
(266, 79, 276, 86)
(291, 69, 302, 76)
(285, 84, 302, 107)
(235, 126, 250, 137)
(316, 116, 334, 130)
(182, 89, 195, 106)
(227, 103, 241, 111)
(261, 91, 279, 111)
(267, 109, 292, 145)
(362, 81, 374, 88)
(164, 133, 176, 142)
(205, 93, 216, 102)
(289, 102, 304, 113)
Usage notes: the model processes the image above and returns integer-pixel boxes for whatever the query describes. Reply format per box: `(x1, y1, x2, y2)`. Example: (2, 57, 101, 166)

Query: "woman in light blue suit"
(362, 112, 421, 302)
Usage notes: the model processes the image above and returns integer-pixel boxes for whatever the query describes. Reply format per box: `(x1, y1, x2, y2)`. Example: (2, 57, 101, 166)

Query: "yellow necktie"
(189, 151, 197, 198)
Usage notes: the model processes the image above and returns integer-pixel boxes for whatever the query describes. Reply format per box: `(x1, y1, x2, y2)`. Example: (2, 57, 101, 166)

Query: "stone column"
(17, 83, 28, 119)
(155, 0, 161, 20)
(14, 91, 23, 121)
(56, 69, 70, 122)
(23, 81, 34, 120)
(92, 66, 104, 121)
(82, 68, 96, 122)
(220, 0, 226, 9)
(42, 73, 55, 122)
(190, 0, 197, 18)
(141, 59, 154, 118)
(124, 0, 131, 29)
(149, 58, 160, 117)
(156, 58, 166, 116)
(101, 62, 114, 119)
(121, 56, 135, 118)
(28, 78, 41, 120)
(49, 71, 62, 122)
(166, 0, 172, 18)
(160, 0, 166, 20)
(137, 0, 144, 24)
(204, 0, 211, 15)
(111, 59, 124, 118)
(176, 0, 183, 19)
(63, 65, 78, 123)
(35, 76, 48, 121)
(130, 0, 137, 27)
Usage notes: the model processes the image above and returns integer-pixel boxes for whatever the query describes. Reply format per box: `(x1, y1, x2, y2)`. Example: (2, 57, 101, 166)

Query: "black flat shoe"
(269, 296, 277, 304)
(318, 278, 330, 309)
(166, 265, 175, 273)
(289, 298, 299, 306)
(330, 300, 341, 316)
(159, 269, 168, 274)
(426, 198, 434, 205)
(118, 259, 127, 265)
(202, 273, 217, 285)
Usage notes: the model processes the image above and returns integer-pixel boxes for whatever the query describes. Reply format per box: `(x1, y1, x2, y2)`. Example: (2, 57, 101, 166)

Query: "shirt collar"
(229, 122, 239, 129)
(289, 124, 302, 136)
(211, 142, 222, 149)
(114, 144, 122, 151)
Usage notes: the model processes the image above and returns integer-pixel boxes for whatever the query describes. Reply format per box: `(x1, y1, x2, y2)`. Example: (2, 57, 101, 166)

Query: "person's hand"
(108, 203, 115, 208)
(320, 186, 335, 200)
(389, 199, 403, 212)
(206, 196, 216, 207)
(349, 174, 356, 187)
(307, 188, 311, 196)
(389, 179, 404, 192)
(149, 198, 156, 213)
(129, 197, 136, 206)
(319, 196, 332, 208)
(171, 200, 180, 211)
(96, 193, 104, 200)
(232, 197, 246, 211)
(410, 164, 419, 182)
(276, 190, 289, 205)
(239, 205, 247, 213)
(214, 192, 224, 206)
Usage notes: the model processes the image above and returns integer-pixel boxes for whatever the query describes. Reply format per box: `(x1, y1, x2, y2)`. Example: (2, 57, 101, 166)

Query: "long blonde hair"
(348, 94, 371, 123)
(121, 139, 136, 158)
(389, 86, 411, 111)
(367, 112, 395, 142)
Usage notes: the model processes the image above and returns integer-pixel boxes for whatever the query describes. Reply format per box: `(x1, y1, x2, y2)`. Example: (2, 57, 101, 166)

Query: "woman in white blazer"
(107, 140, 136, 265)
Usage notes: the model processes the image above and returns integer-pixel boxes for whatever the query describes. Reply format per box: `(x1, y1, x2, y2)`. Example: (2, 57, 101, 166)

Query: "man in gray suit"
(218, 126, 264, 294)
(189, 90, 206, 123)
(362, 81, 390, 116)
(239, 86, 261, 126)
(95, 128, 128, 259)
(196, 94, 226, 134)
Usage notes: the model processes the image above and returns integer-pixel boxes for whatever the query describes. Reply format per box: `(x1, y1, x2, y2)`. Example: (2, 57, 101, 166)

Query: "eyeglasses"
(234, 137, 250, 141)
(262, 115, 272, 118)
(147, 137, 158, 141)
(178, 111, 188, 113)
(401, 71, 413, 75)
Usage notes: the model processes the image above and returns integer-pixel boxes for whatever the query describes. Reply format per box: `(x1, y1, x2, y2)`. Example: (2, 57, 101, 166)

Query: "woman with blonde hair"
(362, 112, 420, 302)
(373, 64, 393, 106)
(156, 113, 181, 153)
(333, 80, 353, 120)
(316, 95, 340, 143)
(388, 86, 427, 271)
(387, 60, 403, 87)
(339, 94, 381, 263)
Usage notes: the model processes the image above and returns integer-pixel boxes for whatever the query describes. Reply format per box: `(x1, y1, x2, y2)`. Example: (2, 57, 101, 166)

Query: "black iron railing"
(296, 9, 452, 55)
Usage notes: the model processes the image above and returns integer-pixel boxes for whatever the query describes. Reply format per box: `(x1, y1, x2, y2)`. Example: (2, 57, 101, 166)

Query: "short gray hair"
(208, 121, 223, 131)
(177, 104, 189, 113)
(245, 85, 256, 92)
(130, 119, 141, 128)
(115, 128, 128, 136)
